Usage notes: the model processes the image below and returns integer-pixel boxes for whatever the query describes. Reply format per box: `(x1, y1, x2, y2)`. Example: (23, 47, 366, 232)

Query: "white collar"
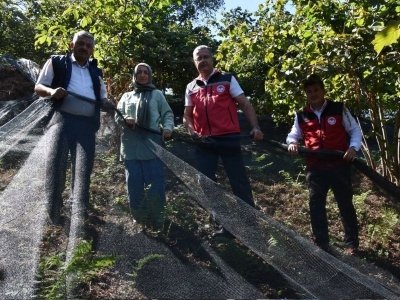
(310, 99, 327, 113)
(199, 69, 216, 83)
(71, 53, 89, 68)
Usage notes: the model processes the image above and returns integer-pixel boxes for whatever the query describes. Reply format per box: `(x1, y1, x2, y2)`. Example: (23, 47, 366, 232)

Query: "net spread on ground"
(0, 58, 400, 299)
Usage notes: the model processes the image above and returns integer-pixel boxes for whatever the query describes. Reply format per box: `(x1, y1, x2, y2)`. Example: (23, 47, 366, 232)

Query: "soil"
(79, 131, 400, 299)
(0, 65, 35, 101)
(2, 66, 400, 299)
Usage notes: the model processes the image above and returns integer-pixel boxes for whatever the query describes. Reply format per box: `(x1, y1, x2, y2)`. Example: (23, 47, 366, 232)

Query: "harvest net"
(1, 58, 400, 299)
(146, 138, 400, 299)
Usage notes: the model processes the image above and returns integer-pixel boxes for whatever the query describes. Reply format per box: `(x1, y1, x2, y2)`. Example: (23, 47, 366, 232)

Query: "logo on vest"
(327, 117, 336, 125)
(216, 85, 225, 93)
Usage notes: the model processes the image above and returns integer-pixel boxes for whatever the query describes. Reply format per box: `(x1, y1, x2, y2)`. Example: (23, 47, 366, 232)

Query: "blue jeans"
(195, 134, 254, 207)
(124, 158, 166, 223)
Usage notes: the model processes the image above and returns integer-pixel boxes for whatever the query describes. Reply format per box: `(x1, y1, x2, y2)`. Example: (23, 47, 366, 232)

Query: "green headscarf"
(132, 63, 156, 137)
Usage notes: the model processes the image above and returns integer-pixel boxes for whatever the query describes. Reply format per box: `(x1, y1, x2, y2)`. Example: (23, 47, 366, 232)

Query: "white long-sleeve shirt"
(286, 100, 362, 151)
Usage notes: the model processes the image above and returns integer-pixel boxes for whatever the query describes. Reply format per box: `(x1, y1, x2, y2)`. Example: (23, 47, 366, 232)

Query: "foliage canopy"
(216, 0, 400, 184)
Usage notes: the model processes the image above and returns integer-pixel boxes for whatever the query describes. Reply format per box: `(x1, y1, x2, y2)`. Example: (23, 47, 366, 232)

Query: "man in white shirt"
(286, 74, 362, 255)
(35, 30, 114, 225)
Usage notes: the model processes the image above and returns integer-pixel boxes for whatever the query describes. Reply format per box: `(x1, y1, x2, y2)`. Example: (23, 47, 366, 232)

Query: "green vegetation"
(127, 254, 166, 281)
(38, 240, 116, 299)
(2, 0, 400, 185)
(2, 0, 400, 297)
(368, 206, 399, 248)
(216, 0, 400, 186)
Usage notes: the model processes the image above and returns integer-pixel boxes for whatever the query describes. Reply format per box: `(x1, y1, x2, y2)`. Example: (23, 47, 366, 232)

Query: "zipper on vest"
(319, 115, 324, 148)
(205, 85, 212, 135)
(228, 107, 235, 124)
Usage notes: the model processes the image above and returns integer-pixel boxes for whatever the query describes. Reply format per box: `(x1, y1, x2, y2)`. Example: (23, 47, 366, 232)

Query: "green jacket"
(115, 89, 174, 160)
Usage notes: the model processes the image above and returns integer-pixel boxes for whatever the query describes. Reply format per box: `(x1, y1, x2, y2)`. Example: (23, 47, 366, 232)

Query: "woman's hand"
(125, 117, 136, 129)
(163, 129, 172, 141)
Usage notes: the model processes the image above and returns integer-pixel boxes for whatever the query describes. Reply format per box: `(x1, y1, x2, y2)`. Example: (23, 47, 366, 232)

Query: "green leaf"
(372, 21, 400, 54)
(303, 31, 313, 38)
(37, 35, 47, 44)
(264, 52, 274, 64)
(48, 26, 58, 33)
(267, 67, 275, 78)
(356, 18, 364, 26)
(81, 16, 88, 27)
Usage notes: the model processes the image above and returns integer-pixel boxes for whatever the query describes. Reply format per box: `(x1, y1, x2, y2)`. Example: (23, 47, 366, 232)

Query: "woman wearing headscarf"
(115, 63, 174, 228)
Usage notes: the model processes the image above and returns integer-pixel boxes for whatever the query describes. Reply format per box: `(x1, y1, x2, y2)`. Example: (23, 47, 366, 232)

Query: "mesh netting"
(1, 107, 400, 298)
(0, 117, 48, 298)
(0, 97, 50, 158)
(1, 56, 400, 298)
(96, 202, 265, 299)
(147, 138, 400, 300)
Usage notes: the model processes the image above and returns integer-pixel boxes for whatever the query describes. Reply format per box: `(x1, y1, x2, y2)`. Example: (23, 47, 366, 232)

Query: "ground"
(1, 66, 400, 299)
(0, 65, 35, 101)
(80, 136, 400, 299)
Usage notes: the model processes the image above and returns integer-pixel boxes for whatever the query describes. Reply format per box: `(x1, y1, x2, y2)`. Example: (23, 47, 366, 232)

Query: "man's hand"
(163, 129, 172, 141)
(343, 147, 357, 162)
(125, 117, 135, 129)
(250, 126, 263, 141)
(50, 87, 68, 99)
(288, 142, 299, 156)
(101, 99, 115, 111)
(190, 131, 203, 143)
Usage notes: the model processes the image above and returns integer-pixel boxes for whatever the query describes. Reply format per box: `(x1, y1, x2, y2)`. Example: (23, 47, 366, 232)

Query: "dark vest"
(50, 52, 103, 130)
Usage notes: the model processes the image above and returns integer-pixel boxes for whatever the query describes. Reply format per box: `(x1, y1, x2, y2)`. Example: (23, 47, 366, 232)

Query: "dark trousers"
(45, 111, 96, 223)
(195, 134, 254, 207)
(306, 164, 359, 248)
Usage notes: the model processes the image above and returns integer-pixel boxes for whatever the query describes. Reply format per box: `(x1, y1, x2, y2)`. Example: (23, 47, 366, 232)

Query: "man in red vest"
(287, 74, 362, 255)
(184, 45, 263, 236)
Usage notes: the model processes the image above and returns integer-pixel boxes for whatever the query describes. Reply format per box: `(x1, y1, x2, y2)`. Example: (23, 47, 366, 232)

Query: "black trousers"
(306, 164, 359, 248)
(195, 134, 255, 207)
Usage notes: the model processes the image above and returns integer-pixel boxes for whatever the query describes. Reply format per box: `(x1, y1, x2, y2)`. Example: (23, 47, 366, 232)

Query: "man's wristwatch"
(252, 125, 261, 130)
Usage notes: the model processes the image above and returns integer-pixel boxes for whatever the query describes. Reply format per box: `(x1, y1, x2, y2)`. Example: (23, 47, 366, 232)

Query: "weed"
(278, 169, 304, 187)
(37, 240, 116, 299)
(367, 206, 399, 248)
(268, 236, 278, 249)
(164, 191, 199, 233)
(250, 153, 273, 172)
(127, 254, 165, 281)
(352, 190, 370, 216)
(254, 153, 267, 163)
(114, 195, 128, 205)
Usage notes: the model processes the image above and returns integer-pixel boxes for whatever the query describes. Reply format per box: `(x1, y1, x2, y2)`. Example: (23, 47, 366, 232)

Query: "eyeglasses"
(194, 55, 211, 62)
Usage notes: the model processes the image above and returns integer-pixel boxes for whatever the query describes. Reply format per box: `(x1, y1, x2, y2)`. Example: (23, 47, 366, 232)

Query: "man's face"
(305, 83, 325, 107)
(70, 36, 94, 63)
(193, 48, 213, 77)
